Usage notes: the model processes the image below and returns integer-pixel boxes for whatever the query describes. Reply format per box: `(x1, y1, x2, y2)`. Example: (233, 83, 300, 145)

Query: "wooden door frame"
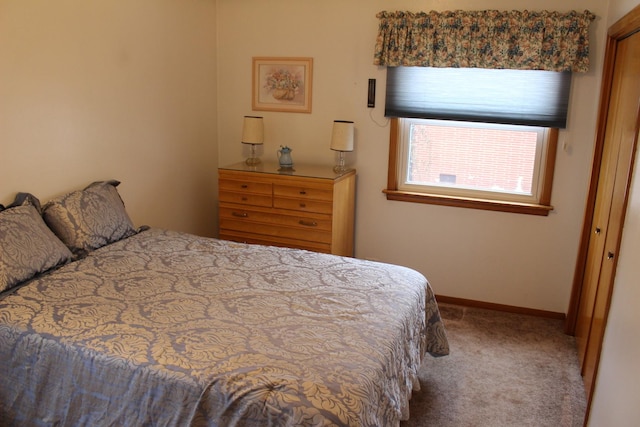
(566, 5, 640, 335)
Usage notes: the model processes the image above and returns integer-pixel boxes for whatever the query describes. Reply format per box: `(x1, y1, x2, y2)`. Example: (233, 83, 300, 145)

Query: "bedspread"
(0, 228, 449, 426)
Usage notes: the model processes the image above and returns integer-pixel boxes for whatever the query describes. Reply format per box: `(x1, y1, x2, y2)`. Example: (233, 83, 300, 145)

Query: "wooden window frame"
(383, 118, 558, 216)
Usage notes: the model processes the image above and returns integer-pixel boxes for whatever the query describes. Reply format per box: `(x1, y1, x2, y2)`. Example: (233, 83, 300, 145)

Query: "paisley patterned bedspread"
(0, 229, 449, 426)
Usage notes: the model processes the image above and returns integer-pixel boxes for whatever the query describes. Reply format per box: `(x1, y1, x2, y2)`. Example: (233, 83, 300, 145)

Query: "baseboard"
(435, 295, 566, 320)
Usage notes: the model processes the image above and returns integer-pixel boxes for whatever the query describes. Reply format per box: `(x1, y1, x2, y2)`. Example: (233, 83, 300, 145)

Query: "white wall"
(216, 0, 608, 313)
(588, 1, 640, 424)
(0, 0, 218, 237)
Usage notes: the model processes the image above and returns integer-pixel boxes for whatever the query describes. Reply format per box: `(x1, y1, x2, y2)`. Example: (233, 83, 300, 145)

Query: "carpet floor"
(402, 303, 587, 427)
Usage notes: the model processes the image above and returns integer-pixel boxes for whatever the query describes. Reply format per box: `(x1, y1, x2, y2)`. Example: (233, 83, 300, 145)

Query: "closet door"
(573, 24, 640, 401)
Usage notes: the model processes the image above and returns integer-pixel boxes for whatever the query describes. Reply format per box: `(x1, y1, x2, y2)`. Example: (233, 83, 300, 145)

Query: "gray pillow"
(0, 203, 73, 293)
(43, 180, 137, 258)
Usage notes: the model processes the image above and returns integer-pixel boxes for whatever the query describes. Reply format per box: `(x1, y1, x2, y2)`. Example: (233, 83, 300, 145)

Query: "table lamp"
(242, 116, 264, 166)
(330, 120, 354, 173)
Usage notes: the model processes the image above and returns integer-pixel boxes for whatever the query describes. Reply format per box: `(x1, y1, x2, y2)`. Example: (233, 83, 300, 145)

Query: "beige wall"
(589, 1, 640, 425)
(217, 0, 608, 313)
(0, 0, 218, 237)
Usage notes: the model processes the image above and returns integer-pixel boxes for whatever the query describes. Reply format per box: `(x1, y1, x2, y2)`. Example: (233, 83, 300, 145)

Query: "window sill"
(382, 189, 553, 216)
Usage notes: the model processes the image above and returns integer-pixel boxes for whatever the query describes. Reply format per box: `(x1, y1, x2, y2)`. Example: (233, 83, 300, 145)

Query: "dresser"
(218, 162, 356, 256)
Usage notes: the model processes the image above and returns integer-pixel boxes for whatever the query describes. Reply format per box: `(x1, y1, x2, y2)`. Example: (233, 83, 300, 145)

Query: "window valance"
(373, 10, 596, 72)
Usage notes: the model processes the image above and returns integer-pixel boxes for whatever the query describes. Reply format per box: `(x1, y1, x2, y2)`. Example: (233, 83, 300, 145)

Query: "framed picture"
(252, 57, 313, 113)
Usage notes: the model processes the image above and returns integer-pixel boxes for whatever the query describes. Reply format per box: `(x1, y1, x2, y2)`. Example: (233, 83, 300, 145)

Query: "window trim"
(383, 118, 557, 216)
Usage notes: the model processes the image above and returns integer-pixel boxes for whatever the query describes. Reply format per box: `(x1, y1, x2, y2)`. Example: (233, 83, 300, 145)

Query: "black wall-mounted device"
(367, 79, 376, 108)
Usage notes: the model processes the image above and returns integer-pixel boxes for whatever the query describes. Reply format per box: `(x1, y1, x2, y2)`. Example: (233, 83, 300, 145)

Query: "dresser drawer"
(219, 191, 273, 207)
(219, 206, 332, 232)
(220, 219, 332, 245)
(219, 178, 272, 195)
(273, 184, 333, 201)
(273, 197, 333, 214)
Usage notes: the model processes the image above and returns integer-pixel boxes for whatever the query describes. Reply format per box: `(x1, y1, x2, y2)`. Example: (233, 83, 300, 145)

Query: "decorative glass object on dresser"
(218, 162, 355, 256)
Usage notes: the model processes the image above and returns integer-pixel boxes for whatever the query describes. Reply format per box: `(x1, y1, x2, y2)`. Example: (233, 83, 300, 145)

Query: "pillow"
(0, 201, 73, 293)
(9, 192, 43, 212)
(42, 180, 137, 258)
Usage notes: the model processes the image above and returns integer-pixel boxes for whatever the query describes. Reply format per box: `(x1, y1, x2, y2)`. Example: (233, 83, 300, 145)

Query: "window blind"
(385, 67, 572, 128)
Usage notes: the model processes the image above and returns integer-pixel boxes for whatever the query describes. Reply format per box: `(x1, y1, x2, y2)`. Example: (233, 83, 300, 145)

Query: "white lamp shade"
(330, 120, 354, 152)
(241, 116, 264, 144)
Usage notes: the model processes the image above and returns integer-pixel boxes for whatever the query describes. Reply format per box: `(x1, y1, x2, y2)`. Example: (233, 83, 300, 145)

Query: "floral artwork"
(264, 69, 301, 101)
(253, 57, 313, 113)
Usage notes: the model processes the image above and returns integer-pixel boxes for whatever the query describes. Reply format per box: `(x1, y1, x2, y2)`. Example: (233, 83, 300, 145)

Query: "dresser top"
(219, 161, 355, 180)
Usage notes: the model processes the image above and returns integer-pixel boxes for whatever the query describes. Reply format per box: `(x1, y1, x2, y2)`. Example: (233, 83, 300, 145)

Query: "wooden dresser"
(218, 162, 356, 256)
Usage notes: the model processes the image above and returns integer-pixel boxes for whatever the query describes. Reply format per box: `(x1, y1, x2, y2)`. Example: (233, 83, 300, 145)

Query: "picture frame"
(252, 57, 313, 113)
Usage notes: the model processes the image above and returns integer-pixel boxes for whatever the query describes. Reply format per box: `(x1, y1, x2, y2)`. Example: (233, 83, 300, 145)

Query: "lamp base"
(244, 142, 262, 166)
(245, 157, 261, 166)
(333, 151, 348, 174)
(333, 164, 349, 174)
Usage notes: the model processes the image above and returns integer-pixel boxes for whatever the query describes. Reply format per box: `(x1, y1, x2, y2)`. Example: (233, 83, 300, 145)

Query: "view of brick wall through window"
(408, 123, 538, 194)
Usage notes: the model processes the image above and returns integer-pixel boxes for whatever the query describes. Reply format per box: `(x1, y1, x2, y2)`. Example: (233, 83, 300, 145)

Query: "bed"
(0, 180, 449, 426)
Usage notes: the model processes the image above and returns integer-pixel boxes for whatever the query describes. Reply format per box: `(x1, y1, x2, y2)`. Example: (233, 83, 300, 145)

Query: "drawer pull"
(241, 197, 248, 201)
(299, 203, 306, 208)
(299, 220, 318, 227)
(232, 212, 248, 218)
(241, 184, 248, 189)
(299, 190, 307, 195)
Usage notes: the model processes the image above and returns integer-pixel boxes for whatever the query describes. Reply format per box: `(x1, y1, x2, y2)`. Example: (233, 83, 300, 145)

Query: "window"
(386, 118, 557, 215)
(383, 67, 565, 216)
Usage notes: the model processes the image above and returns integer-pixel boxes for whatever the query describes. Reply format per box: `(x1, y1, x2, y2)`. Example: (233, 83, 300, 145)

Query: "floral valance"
(373, 10, 596, 72)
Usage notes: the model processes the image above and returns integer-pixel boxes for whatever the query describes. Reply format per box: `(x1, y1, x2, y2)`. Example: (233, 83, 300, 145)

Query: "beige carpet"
(403, 304, 586, 427)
